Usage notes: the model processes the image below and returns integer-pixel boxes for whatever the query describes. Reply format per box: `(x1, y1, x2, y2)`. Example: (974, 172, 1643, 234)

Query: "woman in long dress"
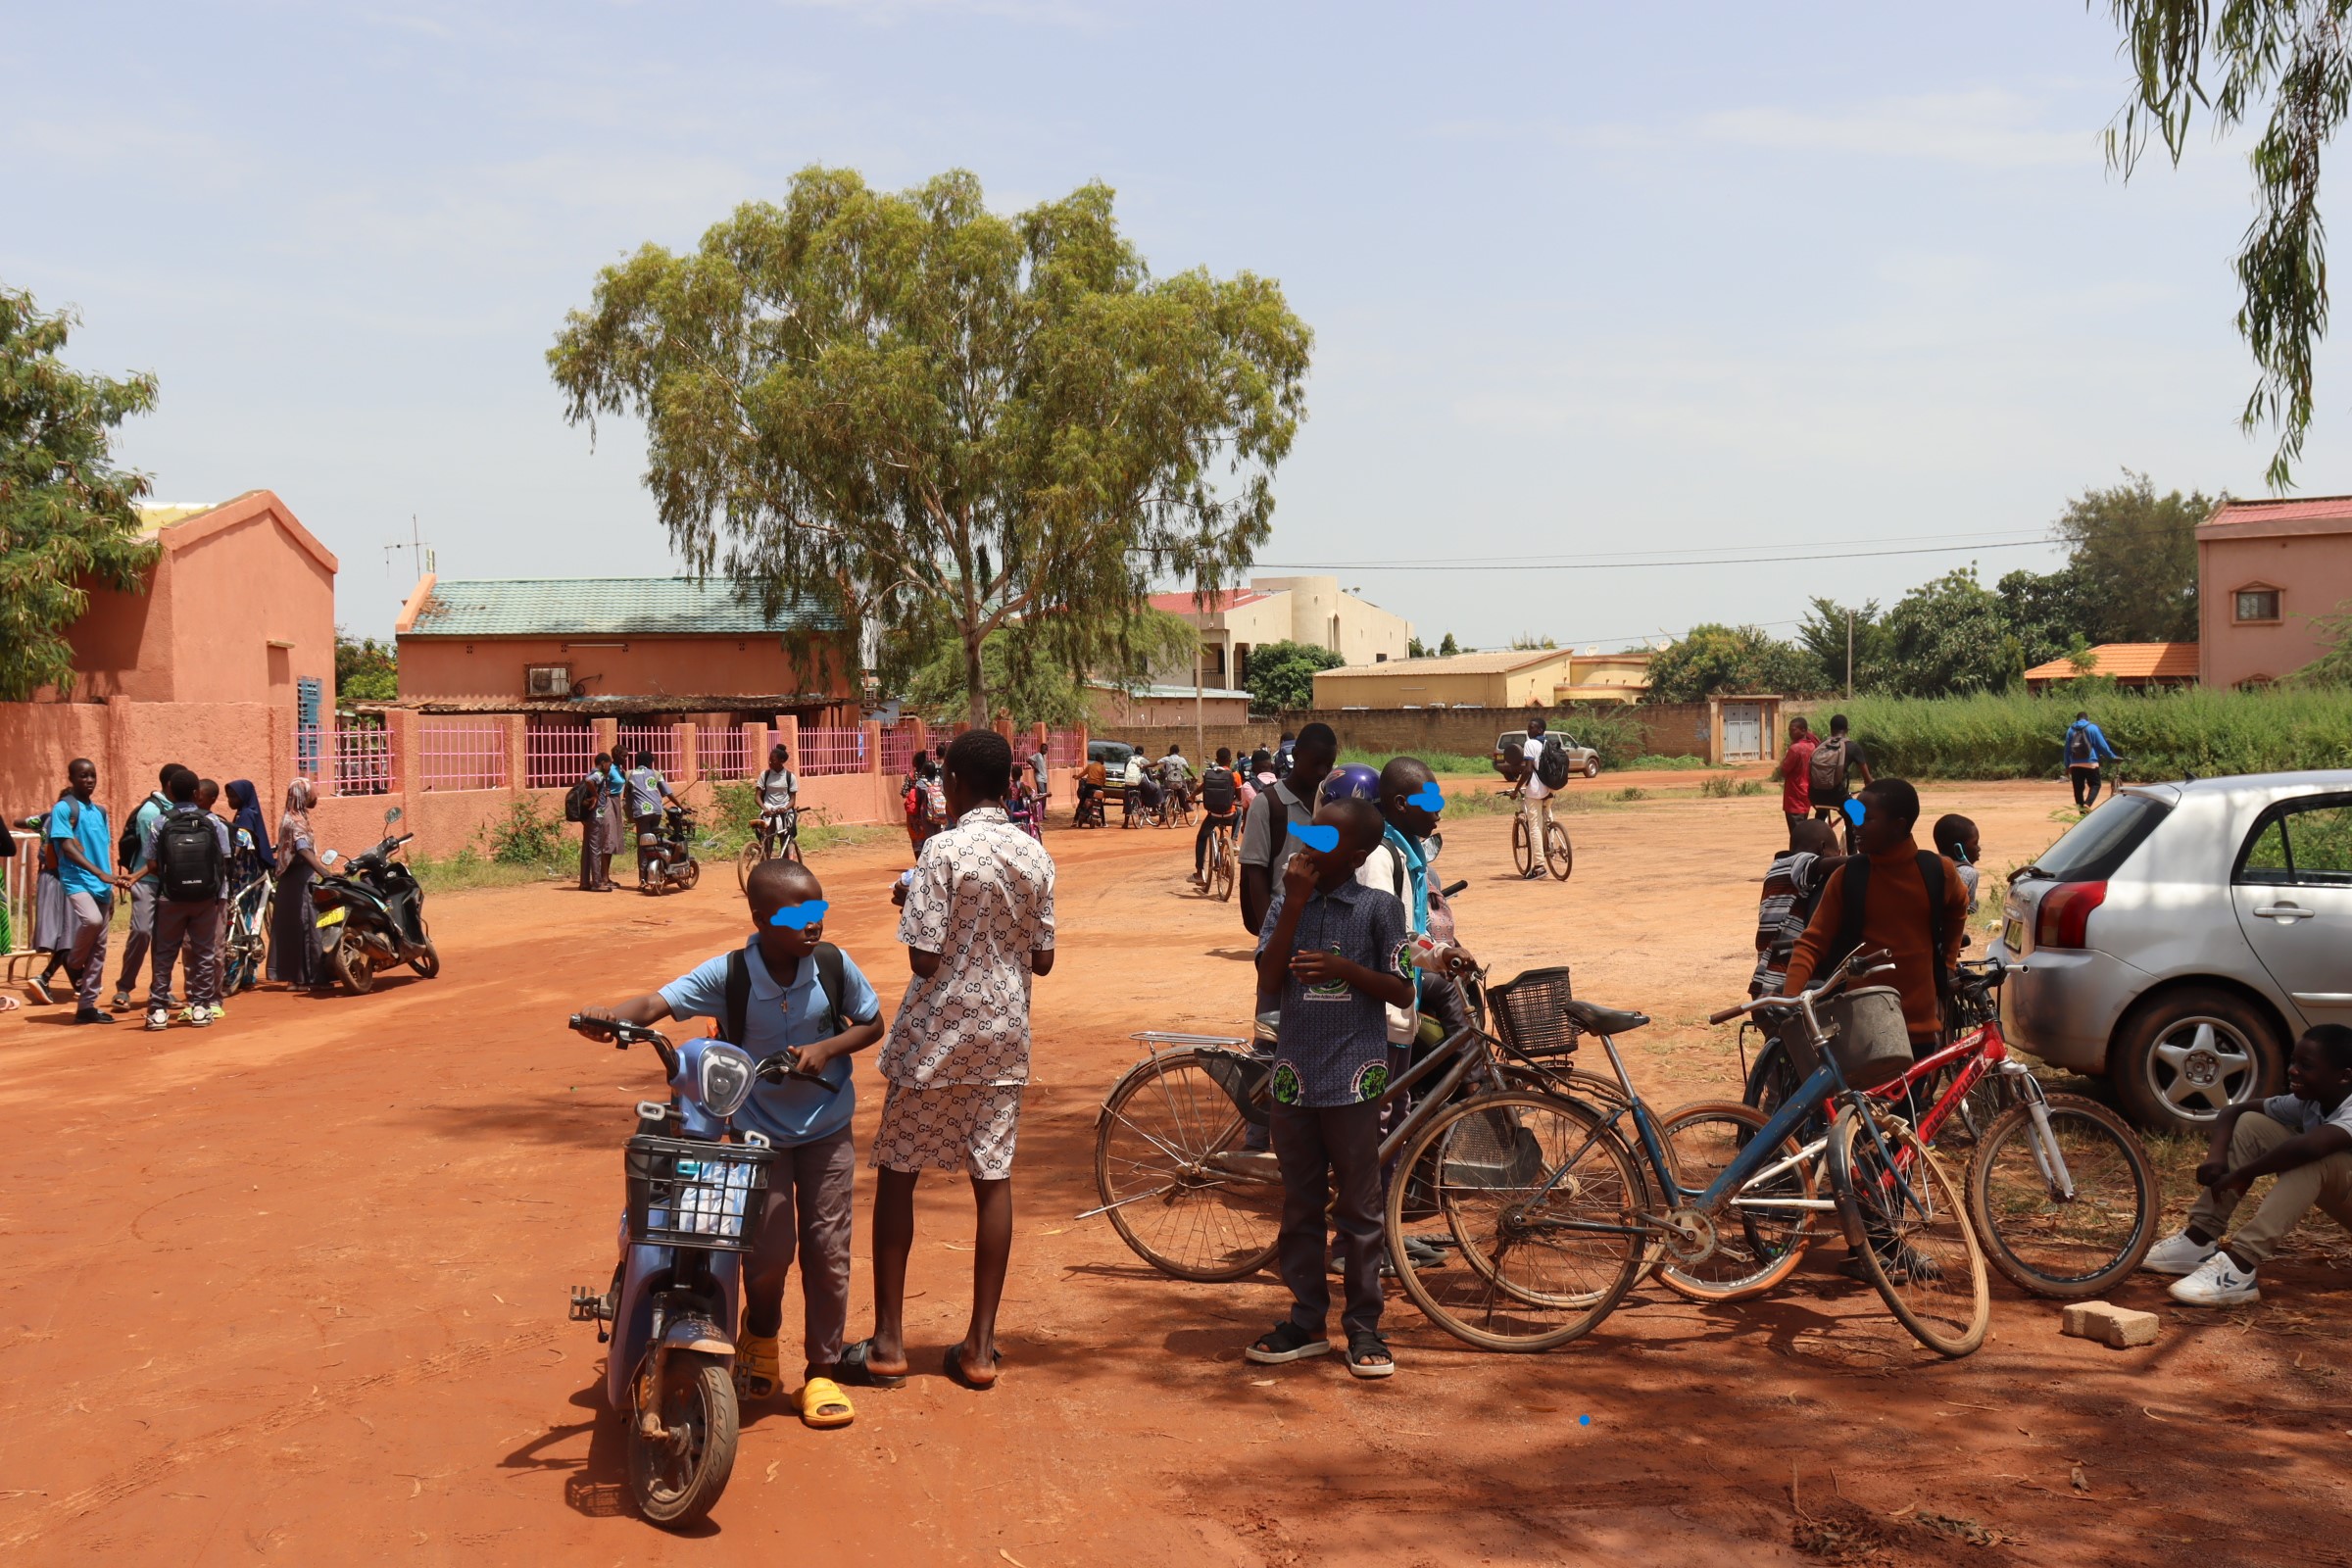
(268, 779, 332, 989)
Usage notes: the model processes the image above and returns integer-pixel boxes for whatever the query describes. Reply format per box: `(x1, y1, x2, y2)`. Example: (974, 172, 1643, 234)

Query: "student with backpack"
(2063, 710, 2120, 809)
(1517, 714, 1572, 881)
(568, 752, 619, 893)
(110, 762, 184, 1011)
(575, 858, 886, 1428)
(1191, 747, 1244, 889)
(47, 759, 121, 1025)
(1807, 713, 1873, 852)
(122, 767, 232, 1030)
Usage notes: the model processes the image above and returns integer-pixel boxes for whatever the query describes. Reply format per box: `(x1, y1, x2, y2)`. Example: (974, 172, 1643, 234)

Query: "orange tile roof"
(2022, 642, 2199, 682)
(1147, 588, 1272, 615)
(2204, 495, 2352, 527)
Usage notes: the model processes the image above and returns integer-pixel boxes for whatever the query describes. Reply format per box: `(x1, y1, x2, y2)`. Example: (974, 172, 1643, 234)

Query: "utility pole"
(1845, 609, 1855, 701)
(1193, 613, 1204, 766)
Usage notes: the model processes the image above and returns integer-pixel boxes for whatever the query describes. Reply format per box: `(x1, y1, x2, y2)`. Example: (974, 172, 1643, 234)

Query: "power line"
(1256, 538, 2061, 572)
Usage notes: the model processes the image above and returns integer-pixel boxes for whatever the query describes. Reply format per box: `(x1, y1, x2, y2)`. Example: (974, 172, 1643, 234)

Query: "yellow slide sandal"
(797, 1377, 855, 1430)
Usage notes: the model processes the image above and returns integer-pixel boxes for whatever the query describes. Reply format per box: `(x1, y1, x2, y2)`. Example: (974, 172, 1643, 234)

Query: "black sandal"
(835, 1338, 907, 1389)
(1245, 1322, 1331, 1364)
(1345, 1331, 1395, 1380)
(943, 1344, 1000, 1392)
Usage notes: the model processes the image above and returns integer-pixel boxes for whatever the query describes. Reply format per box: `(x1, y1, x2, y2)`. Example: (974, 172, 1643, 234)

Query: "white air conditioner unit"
(526, 664, 571, 698)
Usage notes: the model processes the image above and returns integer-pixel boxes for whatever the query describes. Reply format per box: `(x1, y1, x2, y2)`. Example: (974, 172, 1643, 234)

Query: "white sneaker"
(2169, 1252, 2260, 1306)
(144, 1008, 171, 1032)
(2140, 1232, 2220, 1276)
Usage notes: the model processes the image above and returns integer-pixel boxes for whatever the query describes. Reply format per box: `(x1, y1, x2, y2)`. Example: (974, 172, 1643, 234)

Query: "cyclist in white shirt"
(755, 743, 799, 852)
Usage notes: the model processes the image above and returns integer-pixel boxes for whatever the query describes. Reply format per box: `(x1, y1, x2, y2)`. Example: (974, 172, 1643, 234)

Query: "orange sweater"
(1781, 835, 1969, 1042)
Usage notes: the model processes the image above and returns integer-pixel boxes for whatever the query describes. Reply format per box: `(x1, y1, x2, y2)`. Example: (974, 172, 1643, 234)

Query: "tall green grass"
(1836, 688, 2352, 780)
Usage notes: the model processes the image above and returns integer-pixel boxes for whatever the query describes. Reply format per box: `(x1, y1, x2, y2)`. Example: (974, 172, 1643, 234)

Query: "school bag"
(721, 943, 850, 1047)
(563, 777, 595, 823)
(1535, 734, 1571, 790)
(119, 792, 167, 868)
(2065, 725, 2094, 766)
(1825, 852, 1954, 1011)
(155, 810, 226, 903)
(40, 800, 78, 874)
(1200, 764, 1238, 814)
(924, 775, 948, 822)
(1809, 735, 1849, 798)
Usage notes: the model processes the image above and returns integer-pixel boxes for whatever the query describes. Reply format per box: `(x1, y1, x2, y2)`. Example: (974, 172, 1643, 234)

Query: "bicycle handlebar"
(569, 1012, 679, 1077)
(1705, 950, 1895, 1026)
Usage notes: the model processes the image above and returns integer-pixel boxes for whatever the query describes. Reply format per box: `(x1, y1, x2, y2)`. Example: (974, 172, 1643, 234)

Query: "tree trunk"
(962, 622, 990, 732)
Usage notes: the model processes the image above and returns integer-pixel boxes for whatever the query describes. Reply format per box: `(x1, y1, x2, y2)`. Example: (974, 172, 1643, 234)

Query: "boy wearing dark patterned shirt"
(1247, 798, 1414, 1379)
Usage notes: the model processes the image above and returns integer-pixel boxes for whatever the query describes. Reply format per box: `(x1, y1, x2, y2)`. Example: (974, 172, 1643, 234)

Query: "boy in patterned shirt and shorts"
(844, 730, 1056, 1394)
(1246, 796, 1415, 1380)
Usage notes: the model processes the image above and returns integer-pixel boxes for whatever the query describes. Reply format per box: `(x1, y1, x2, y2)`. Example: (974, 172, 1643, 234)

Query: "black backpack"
(156, 810, 226, 903)
(1200, 765, 1238, 814)
(120, 793, 166, 867)
(1535, 734, 1571, 790)
(564, 778, 595, 823)
(721, 942, 851, 1051)
(2066, 725, 2094, 766)
(1827, 852, 1953, 1011)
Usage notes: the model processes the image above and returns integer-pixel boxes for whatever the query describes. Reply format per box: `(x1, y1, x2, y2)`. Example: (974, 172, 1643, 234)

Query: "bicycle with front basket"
(1383, 951, 1991, 1356)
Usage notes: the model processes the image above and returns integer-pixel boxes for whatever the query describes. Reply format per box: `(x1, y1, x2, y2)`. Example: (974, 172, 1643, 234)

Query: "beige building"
(1312, 647, 1578, 710)
(2198, 496, 2352, 687)
(1555, 649, 1653, 705)
(1148, 575, 1411, 690)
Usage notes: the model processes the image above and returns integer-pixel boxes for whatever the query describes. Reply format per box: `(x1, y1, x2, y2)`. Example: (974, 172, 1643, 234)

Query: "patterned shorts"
(871, 1082, 1025, 1180)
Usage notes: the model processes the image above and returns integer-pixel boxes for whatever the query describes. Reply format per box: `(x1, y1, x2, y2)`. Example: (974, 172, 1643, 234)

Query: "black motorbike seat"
(1561, 1000, 1650, 1037)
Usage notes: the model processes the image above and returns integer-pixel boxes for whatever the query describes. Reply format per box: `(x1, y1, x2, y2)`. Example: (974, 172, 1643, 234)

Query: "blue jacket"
(2064, 718, 2118, 765)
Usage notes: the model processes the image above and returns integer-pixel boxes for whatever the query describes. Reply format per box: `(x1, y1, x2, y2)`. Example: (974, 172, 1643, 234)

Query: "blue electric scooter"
(564, 1014, 832, 1529)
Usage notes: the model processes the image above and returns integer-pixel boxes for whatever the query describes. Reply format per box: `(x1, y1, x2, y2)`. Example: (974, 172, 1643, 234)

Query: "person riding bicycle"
(756, 743, 799, 851)
(1159, 745, 1194, 814)
(1121, 752, 1160, 826)
(1191, 747, 1243, 889)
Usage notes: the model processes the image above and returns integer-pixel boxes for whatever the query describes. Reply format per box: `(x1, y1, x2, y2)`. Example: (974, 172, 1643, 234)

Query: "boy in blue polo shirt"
(577, 858, 883, 1429)
(47, 757, 121, 1025)
(1249, 797, 1414, 1380)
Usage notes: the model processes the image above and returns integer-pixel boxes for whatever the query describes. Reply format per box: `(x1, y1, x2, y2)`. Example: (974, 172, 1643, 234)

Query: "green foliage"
(2051, 471, 2209, 642)
(1407, 635, 1428, 659)
(549, 167, 1313, 728)
(0, 284, 160, 701)
(1645, 624, 1827, 703)
(1337, 748, 1494, 776)
(483, 798, 567, 864)
(335, 627, 399, 702)
(1831, 687, 2352, 779)
(2103, 2, 2344, 486)
(1615, 786, 1649, 802)
(2291, 598, 2352, 687)
(1508, 633, 1559, 650)
(1438, 632, 1459, 656)
(1878, 568, 2026, 698)
(1797, 597, 1887, 695)
(1700, 774, 1768, 798)
(1552, 704, 1645, 768)
(1245, 639, 1344, 712)
(1625, 754, 1712, 771)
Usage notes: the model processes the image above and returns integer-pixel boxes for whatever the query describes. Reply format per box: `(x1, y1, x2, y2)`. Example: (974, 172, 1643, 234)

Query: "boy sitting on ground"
(574, 859, 885, 1429)
(2144, 1024, 2352, 1306)
(1247, 797, 1415, 1380)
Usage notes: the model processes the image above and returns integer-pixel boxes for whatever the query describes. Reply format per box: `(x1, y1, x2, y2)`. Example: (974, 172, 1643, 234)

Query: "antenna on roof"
(384, 514, 437, 579)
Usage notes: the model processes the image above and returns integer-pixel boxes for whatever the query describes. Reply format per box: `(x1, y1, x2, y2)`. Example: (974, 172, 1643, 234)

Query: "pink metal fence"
(879, 724, 916, 776)
(5, 830, 37, 960)
(526, 720, 595, 790)
(613, 722, 680, 777)
(296, 722, 396, 797)
(697, 725, 752, 782)
(419, 719, 508, 792)
(798, 727, 869, 777)
(1046, 728, 1083, 769)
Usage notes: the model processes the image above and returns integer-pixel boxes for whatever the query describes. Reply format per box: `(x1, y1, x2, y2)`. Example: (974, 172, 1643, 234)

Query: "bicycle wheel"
(735, 838, 764, 891)
(1831, 1107, 1988, 1357)
(1211, 835, 1236, 901)
(1510, 815, 1533, 877)
(1386, 1091, 1649, 1351)
(1093, 1050, 1281, 1282)
(1544, 819, 1573, 880)
(1650, 1100, 1820, 1303)
(1967, 1094, 2157, 1299)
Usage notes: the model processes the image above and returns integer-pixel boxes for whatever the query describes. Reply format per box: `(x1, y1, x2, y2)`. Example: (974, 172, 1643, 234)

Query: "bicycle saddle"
(1560, 1001, 1649, 1036)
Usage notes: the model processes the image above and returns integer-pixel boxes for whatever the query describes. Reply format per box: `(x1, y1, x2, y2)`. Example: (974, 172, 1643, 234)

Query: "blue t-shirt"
(46, 797, 114, 898)
(1256, 877, 1411, 1108)
(124, 793, 169, 872)
(660, 938, 881, 1146)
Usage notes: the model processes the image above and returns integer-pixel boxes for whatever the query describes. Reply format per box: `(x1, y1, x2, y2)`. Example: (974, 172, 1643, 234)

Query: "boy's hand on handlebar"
(571, 1007, 619, 1039)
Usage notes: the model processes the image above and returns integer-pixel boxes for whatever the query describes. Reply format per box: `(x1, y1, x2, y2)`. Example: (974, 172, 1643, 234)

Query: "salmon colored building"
(2022, 642, 2200, 693)
(2198, 496, 2352, 687)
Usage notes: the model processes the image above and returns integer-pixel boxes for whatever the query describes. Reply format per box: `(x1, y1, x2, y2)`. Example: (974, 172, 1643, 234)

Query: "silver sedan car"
(1990, 771, 2352, 1137)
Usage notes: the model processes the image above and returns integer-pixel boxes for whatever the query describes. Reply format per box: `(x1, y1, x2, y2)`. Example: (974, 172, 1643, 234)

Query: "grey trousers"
(739, 1125, 856, 1367)
(115, 878, 158, 996)
(2187, 1113, 2352, 1266)
(67, 892, 112, 1009)
(1272, 1101, 1385, 1341)
(148, 898, 222, 1011)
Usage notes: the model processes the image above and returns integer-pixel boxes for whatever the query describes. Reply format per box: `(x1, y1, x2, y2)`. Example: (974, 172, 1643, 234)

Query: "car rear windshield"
(2027, 794, 2172, 883)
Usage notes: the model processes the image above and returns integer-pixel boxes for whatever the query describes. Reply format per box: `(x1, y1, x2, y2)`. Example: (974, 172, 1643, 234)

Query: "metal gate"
(1722, 701, 1764, 762)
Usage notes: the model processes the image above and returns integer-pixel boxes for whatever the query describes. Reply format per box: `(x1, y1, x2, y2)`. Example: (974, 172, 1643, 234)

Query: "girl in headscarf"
(268, 779, 333, 989)
(224, 780, 273, 878)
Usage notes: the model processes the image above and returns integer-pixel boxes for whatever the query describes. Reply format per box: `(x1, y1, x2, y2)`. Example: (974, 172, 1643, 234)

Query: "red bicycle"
(1733, 959, 2157, 1298)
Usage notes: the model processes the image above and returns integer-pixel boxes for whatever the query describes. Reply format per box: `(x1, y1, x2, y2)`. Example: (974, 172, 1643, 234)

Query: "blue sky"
(7, 1, 2331, 645)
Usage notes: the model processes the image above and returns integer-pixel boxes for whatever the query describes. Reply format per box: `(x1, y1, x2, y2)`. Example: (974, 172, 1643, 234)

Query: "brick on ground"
(2061, 1299, 2159, 1348)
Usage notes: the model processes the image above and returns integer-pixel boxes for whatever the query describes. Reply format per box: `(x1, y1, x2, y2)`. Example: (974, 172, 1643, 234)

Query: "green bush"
(1625, 754, 1710, 771)
(1835, 688, 2352, 780)
(1554, 705, 1645, 768)
(483, 798, 567, 864)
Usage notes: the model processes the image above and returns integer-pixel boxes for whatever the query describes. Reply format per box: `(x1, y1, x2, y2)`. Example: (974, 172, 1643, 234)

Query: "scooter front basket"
(623, 1135, 775, 1251)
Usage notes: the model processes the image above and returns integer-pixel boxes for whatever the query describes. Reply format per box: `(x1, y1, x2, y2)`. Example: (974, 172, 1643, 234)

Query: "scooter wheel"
(629, 1349, 738, 1529)
(673, 859, 701, 892)
(331, 932, 376, 995)
(410, 941, 440, 980)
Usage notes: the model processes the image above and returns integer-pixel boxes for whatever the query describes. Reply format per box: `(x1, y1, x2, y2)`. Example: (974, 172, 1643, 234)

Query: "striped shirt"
(1750, 850, 1830, 998)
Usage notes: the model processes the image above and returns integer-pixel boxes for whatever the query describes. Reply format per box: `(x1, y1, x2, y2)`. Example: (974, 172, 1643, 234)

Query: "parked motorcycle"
(564, 1012, 833, 1528)
(637, 803, 703, 895)
(311, 807, 438, 994)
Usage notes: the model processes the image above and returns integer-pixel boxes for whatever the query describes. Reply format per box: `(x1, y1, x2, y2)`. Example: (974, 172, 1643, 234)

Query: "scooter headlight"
(699, 1044, 757, 1119)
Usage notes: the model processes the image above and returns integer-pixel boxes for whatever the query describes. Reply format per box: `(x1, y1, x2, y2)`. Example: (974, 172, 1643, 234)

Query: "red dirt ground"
(3, 772, 2347, 1566)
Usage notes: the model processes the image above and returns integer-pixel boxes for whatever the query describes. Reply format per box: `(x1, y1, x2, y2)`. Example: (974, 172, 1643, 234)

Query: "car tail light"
(2034, 880, 2107, 950)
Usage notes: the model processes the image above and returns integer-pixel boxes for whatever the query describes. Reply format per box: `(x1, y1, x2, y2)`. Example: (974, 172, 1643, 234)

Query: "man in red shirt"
(1776, 716, 1817, 848)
